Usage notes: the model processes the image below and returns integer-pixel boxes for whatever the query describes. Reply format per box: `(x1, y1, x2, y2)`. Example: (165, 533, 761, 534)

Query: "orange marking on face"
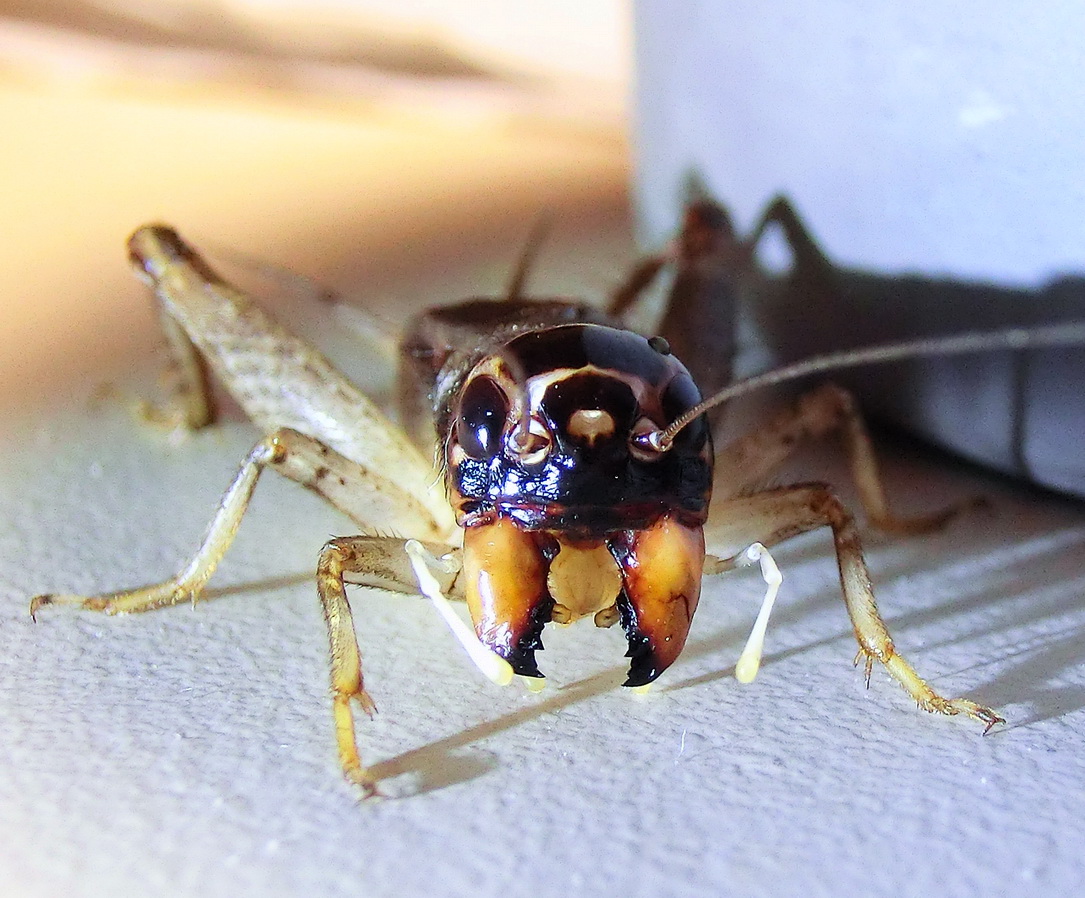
(615, 515, 705, 676)
(462, 517, 551, 663)
(566, 408, 616, 446)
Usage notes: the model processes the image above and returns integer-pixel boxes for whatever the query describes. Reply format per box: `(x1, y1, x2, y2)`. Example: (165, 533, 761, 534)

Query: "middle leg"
(712, 382, 980, 535)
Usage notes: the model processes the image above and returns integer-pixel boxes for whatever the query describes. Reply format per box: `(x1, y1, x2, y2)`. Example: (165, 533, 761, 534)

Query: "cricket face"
(445, 324, 712, 685)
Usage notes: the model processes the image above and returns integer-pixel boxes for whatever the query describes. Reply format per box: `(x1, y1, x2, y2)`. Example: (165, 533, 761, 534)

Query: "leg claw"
(344, 767, 384, 800)
(355, 690, 378, 719)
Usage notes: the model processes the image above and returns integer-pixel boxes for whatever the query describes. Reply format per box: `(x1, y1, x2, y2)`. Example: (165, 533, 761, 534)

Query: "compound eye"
(456, 375, 509, 459)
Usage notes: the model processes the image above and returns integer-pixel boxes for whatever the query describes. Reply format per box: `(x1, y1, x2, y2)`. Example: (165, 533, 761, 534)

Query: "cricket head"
(443, 323, 712, 686)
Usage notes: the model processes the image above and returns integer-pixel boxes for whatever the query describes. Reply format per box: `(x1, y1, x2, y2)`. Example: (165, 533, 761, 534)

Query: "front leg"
(317, 536, 459, 797)
(317, 536, 529, 795)
(710, 484, 1003, 730)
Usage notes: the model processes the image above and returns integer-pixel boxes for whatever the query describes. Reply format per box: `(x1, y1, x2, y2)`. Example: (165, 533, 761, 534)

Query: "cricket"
(29, 195, 1085, 797)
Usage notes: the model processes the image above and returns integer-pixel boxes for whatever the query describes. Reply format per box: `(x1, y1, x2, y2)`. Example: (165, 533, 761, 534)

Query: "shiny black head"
(445, 324, 712, 536)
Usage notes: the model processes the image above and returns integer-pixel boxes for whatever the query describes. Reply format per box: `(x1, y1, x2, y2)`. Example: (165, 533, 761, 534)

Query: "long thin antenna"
(505, 214, 554, 302)
(644, 320, 1085, 452)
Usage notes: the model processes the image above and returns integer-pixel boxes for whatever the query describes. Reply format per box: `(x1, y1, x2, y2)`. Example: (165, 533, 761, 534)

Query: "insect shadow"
(649, 184, 1085, 500)
(201, 571, 315, 602)
(364, 665, 629, 796)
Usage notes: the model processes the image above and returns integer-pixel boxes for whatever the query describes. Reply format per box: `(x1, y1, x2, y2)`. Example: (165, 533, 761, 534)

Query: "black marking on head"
(541, 372, 636, 454)
(455, 375, 509, 460)
(508, 325, 676, 385)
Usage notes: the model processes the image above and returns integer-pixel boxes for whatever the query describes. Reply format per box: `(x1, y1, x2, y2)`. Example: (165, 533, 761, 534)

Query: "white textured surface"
(3, 6, 1085, 894)
(3, 294, 1085, 897)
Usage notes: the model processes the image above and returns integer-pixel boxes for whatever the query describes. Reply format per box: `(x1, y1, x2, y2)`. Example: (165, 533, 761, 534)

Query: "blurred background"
(0, 0, 634, 422)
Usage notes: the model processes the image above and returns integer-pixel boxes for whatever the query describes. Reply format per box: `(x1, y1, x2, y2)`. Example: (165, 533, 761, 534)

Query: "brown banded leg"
(609, 201, 742, 434)
(30, 427, 447, 618)
(713, 382, 980, 535)
(708, 484, 1003, 730)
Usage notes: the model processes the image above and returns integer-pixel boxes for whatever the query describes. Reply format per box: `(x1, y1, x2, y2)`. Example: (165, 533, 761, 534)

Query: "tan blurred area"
(0, 0, 634, 424)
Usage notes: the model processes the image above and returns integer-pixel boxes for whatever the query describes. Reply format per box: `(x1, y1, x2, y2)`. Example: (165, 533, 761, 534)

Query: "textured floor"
(4, 252, 1085, 898)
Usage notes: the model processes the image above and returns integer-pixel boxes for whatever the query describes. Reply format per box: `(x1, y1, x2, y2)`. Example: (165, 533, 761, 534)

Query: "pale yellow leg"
(707, 484, 1003, 730)
(316, 537, 381, 797)
(317, 536, 489, 796)
(30, 435, 275, 617)
(30, 428, 466, 795)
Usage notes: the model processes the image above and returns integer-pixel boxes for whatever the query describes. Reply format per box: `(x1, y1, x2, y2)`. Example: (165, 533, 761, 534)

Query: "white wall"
(634, 2, 1085, 283)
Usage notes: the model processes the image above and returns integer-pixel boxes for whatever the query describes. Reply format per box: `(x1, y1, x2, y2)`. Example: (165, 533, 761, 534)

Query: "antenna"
(505, 214, 554, 302)
(640, 321, 1085, 452)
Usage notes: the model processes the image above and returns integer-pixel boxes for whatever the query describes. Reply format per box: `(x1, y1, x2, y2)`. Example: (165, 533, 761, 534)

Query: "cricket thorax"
(443, 323, 713, 685)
